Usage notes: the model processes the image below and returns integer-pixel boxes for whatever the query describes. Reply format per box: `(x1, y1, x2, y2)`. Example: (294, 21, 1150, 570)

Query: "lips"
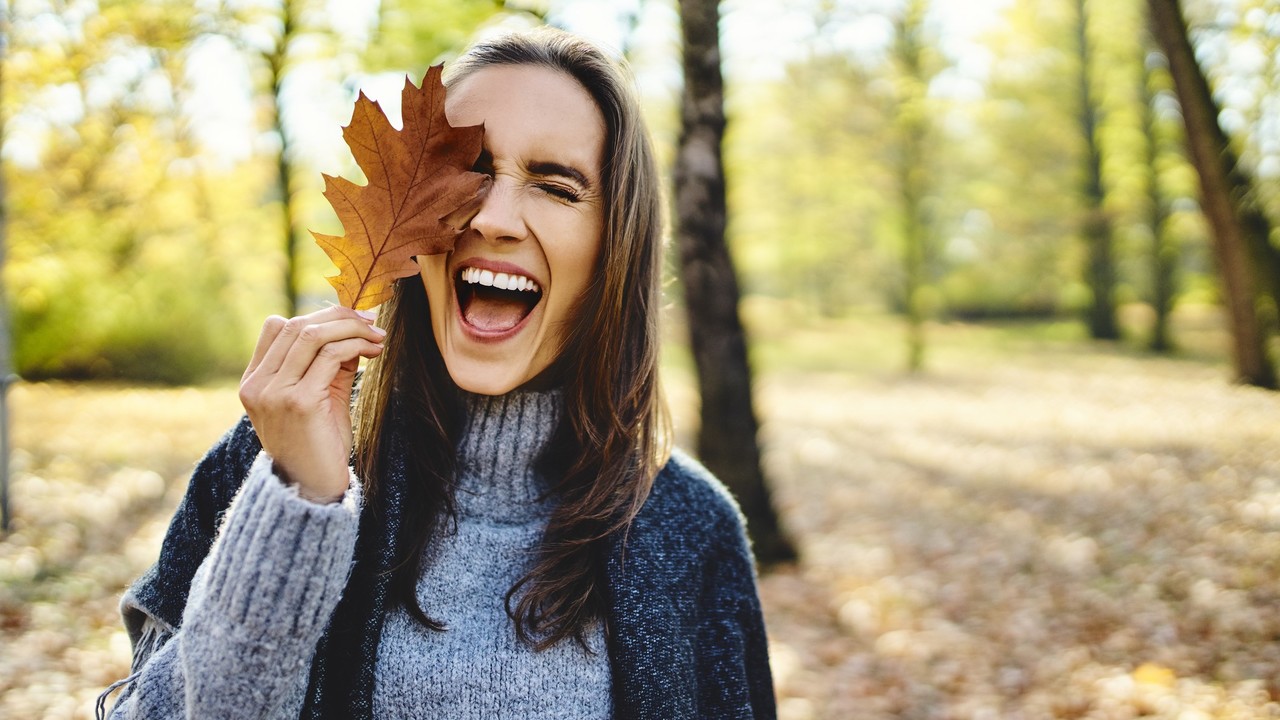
(454, 261, 544, 336)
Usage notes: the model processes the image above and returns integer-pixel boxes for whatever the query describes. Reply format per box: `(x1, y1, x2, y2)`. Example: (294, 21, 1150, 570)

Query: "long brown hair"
(353, 27, 671, 650)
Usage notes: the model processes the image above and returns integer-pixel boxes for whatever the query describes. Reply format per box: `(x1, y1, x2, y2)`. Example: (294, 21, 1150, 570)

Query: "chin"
(442, 357, 537, 396)
(430, 309, 558, 396)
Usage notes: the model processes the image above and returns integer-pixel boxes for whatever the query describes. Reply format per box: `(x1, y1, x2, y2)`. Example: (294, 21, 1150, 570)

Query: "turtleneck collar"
(454, 388, 564, 524)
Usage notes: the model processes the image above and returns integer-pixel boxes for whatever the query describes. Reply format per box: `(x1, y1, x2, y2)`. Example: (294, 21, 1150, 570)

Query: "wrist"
(270, 459, 347, 505)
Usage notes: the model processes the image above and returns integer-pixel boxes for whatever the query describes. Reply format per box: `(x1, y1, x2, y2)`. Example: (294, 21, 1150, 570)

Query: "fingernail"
(371, 325, 387, 336)
(355, 309, 377, 321)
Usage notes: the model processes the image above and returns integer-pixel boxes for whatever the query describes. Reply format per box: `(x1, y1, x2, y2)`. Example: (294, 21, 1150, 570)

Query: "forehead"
(445, 64, 606, 180)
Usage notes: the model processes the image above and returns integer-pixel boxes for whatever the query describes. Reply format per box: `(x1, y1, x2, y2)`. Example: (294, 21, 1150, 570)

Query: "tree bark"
(0, 9, 12, 533)
(895, 0, 930, 373)
(1140, 41, 1176, 353)
(1077, 0, 1119, 340)
(674, 0, 795, 564)
(269, 0, 300, 316)
(1147, 0, 1277, 388)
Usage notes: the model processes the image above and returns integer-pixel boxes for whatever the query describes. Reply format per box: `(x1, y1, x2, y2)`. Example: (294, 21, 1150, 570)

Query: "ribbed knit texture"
(374, 390, 611, 718)
(109, 451, 361, 718)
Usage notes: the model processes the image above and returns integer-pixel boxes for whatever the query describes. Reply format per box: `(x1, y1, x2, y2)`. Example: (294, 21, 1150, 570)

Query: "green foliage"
(364, 0, 515, 72)
(727, 53, 896, 316)
(6, 148, 257, 382)
(4, 1, 250, 383)
(4, 0, 1276, 382)
(726, 0, 1218, 335)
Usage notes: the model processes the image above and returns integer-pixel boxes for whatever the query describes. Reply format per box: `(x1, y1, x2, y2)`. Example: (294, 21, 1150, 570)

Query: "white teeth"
(459, 267, 541, 293)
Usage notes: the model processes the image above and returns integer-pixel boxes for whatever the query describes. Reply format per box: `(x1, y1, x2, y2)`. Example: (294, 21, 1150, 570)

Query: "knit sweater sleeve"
(103, 451, 361, 719)
(697, 510, 776, 719)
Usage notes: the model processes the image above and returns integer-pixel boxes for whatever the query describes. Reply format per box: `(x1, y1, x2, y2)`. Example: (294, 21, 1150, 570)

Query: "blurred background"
(3, 0, 1280, 717)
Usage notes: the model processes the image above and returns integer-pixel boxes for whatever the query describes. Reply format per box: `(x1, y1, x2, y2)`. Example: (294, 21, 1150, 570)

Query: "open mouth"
(455, 266, 544, 334)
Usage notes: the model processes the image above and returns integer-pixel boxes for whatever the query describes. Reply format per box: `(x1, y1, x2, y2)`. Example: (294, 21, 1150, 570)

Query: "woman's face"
(418, 65, 606, 395)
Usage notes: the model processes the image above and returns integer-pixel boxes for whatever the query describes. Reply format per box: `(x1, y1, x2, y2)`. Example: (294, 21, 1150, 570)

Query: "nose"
(467, 175, 527, 243)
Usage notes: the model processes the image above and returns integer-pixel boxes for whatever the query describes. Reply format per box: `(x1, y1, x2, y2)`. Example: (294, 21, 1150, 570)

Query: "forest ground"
(2, 303, 1280, 719)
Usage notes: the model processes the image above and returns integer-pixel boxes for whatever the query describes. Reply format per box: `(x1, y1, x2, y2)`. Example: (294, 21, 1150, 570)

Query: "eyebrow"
(528, 160, 594, 191)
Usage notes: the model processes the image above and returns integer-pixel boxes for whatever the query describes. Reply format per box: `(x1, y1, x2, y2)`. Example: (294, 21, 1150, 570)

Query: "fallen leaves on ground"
(0, 385, 244, 719)
(3, 341, 1280, 718)
(748, 351, 1280, 719)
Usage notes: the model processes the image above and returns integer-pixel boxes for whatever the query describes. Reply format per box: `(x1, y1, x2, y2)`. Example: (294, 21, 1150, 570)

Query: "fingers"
(273, 316, 386, 387)
(247, 306, 380, 383)
(237, 307, 384, 502)
(244, 315, 287, 378)
(292, 336, 384, 397)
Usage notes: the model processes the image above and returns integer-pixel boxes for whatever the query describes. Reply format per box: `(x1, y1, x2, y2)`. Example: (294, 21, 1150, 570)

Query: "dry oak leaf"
(312, 64, 489, 310)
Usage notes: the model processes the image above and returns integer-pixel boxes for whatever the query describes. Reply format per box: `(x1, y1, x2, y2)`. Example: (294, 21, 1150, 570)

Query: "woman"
(99, 27, 775, 719)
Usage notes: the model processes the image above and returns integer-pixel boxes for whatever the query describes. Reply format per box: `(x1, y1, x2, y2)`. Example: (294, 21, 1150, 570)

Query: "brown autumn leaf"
(312, 64, 489, 310)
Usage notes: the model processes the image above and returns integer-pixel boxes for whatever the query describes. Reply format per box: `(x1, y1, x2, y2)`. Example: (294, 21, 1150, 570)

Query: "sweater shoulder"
(639, 448, 747, 540)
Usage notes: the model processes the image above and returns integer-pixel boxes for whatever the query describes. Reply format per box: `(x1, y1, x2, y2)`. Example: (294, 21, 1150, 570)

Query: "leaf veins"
(312, 65, 488, 310)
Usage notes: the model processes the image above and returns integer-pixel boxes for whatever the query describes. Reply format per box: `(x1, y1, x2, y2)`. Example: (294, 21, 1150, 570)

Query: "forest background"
(10, 0, 1276, 384)
(4, 0, 1280, 718)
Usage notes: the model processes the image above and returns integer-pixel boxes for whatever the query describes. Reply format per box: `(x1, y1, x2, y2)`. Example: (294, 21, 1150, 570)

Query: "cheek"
(551, 219, 604, 296)
(418, 256, 449, 298)
(417, 256, 451, 334)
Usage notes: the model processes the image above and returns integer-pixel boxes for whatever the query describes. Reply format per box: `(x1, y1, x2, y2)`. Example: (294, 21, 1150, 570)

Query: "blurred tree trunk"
(268, 0, 301, 316)
(1076, 0, 1119, 340)
(0, 7, 10, 533)
(674, 0, 795, 564)
(1140, 40, 1176, 353)
(1147, 0, 1277, 388)
(894, 0, 931, 373)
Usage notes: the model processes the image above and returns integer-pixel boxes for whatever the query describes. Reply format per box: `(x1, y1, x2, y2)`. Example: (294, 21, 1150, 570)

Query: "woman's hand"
(238, 306, 386, 503)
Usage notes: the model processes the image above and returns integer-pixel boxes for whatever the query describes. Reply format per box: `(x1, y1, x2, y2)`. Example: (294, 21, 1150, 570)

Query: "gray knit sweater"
(106, 389, 611, 718)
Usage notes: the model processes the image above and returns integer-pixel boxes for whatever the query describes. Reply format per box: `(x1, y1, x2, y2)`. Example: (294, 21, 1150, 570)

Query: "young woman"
(100, 27, 775, 719)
